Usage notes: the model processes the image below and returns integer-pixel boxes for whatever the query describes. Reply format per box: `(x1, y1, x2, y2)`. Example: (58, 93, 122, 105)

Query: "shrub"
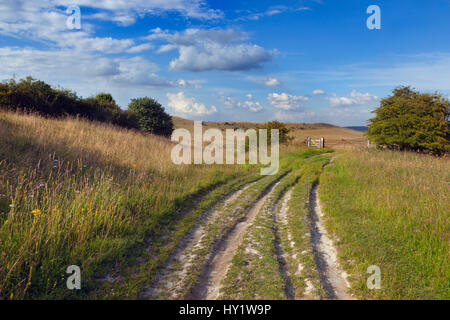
(0, 77, 139, 130)
(265, 121, 293, 144)
(128, 97, 174, 136)
(367, 86, 450, 155)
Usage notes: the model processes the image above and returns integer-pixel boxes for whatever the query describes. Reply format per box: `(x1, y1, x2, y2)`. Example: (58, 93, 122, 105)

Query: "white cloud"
(265, 77, 281, 87)
(267, 93, 309, 110)
(167, 92, 217, 116)
(326, 90, 378, 107)
(312, 89, 325, 95)
(0, 47, 189, 89)
(126, 43, 154, 53)
(56, 0, 223, 21)
(149, 28, 276, 72)
(220, 93, 263, 112)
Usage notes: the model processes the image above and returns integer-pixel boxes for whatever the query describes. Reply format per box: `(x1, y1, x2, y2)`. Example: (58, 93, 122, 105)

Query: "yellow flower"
(31, 209, 42, 215)
(132, 164, 137, 168)
(10, 292, 13, 300)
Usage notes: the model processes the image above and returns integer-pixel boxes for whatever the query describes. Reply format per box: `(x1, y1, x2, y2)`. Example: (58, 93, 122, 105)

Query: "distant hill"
(345, 126, 368, 132)
(172, 116, 367, 150)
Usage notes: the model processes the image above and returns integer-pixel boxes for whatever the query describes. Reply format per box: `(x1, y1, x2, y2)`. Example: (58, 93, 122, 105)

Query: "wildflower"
(132, 164, 137, 168)
(31, 209, 42, 215)
(10, 292, 13, 300)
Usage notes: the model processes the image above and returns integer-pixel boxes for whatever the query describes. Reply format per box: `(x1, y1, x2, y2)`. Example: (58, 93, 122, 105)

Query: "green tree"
(367, 86, 450, 154)
(265, 121, 293, 144)
(128, 97, 174, 136)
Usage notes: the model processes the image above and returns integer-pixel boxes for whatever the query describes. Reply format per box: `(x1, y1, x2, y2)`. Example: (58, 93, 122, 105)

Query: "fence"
(306, 137, 325, 149)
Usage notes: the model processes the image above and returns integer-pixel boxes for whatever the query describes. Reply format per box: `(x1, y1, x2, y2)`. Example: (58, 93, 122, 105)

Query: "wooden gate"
(306, 137, 325, 149)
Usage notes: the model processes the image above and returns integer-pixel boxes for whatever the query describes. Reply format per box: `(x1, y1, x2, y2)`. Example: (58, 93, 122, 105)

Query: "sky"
(1, 0, 449, 126)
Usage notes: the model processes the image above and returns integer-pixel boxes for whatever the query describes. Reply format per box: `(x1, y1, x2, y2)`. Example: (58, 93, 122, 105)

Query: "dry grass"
(0, 111, 255, 299)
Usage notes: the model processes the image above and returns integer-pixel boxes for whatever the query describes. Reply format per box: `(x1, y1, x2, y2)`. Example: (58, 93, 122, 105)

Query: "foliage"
(264, 121, 294, 144)
(128, 97, 174, 136)
(0, 77, 140, 130)
(367, 86, 450, 154)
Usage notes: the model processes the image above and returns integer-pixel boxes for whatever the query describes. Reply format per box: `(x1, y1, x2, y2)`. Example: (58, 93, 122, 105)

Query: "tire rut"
(142, 182, 255, 299)
(308, 184, 353, 300)
(188, 174, 287, 300)
(272, 188, 295, 299)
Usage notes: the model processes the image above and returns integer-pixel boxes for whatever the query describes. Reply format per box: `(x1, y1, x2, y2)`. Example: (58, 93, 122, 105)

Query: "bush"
(265, 121, 293, 144)
(367, 86, 450, 155)
(0, 77, 139, 130)
(128, 97, 174, 136)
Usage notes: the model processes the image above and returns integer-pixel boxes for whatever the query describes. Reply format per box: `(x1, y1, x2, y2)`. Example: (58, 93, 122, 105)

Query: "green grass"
(319, 150, 450, 300)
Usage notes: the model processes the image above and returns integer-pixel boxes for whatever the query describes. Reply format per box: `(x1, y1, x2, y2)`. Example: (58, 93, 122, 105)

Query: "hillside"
(172, 116, 367, 150)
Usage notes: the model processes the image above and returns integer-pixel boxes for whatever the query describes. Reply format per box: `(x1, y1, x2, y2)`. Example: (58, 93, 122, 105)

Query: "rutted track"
(188, 176, 286, 300)
(142, 182, 255, 299)
(142, 152, 354, 301)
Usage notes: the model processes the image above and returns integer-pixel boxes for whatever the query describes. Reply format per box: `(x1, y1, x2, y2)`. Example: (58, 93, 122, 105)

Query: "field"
(0, 111, 448, 300)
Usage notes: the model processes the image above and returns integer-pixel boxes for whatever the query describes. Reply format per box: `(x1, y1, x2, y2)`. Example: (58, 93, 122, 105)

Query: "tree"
(367, 86, 449, 154)
(128, 97, 174, 136)
(265, 121, 293, 144)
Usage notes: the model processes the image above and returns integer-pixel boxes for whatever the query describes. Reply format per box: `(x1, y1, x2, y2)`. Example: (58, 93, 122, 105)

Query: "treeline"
(0, 77, 173, 136)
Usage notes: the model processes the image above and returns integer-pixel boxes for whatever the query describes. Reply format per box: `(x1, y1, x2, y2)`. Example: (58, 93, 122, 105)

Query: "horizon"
(1, 0, 449, 126)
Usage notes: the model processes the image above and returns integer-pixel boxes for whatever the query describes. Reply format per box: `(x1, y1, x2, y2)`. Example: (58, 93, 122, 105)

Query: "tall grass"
(319, 150, 450, 299)
(0, 111, 256, 299)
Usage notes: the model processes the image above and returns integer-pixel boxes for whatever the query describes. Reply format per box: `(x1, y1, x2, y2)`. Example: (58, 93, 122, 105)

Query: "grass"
(319, 150, 450, 299)
(0, 111, 258, 299)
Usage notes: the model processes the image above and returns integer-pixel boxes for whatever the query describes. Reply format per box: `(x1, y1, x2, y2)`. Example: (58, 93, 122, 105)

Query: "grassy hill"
(172, 116, 367, 150)
(0, 111, 259, 299)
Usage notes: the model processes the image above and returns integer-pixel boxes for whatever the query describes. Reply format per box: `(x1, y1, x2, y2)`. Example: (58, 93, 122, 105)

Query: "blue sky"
(1, 0, 449, 126)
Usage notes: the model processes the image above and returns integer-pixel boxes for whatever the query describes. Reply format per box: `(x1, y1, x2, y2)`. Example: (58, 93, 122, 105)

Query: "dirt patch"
(308, 184, 353, 300)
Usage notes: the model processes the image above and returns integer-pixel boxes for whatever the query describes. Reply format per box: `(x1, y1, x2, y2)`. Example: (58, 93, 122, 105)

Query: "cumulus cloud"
(312, 89, 325, 95)
(220, 93, 263, 112)
(326, 90, 378, 107)
(149, 28, 276, 72)
(265, 77, 281, 87)
(267, 93, 309, 110)
(167, 92, 217, 116)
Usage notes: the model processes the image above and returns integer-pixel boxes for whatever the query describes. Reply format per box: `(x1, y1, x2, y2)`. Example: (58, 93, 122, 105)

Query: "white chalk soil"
(309, 184, 353, 300)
